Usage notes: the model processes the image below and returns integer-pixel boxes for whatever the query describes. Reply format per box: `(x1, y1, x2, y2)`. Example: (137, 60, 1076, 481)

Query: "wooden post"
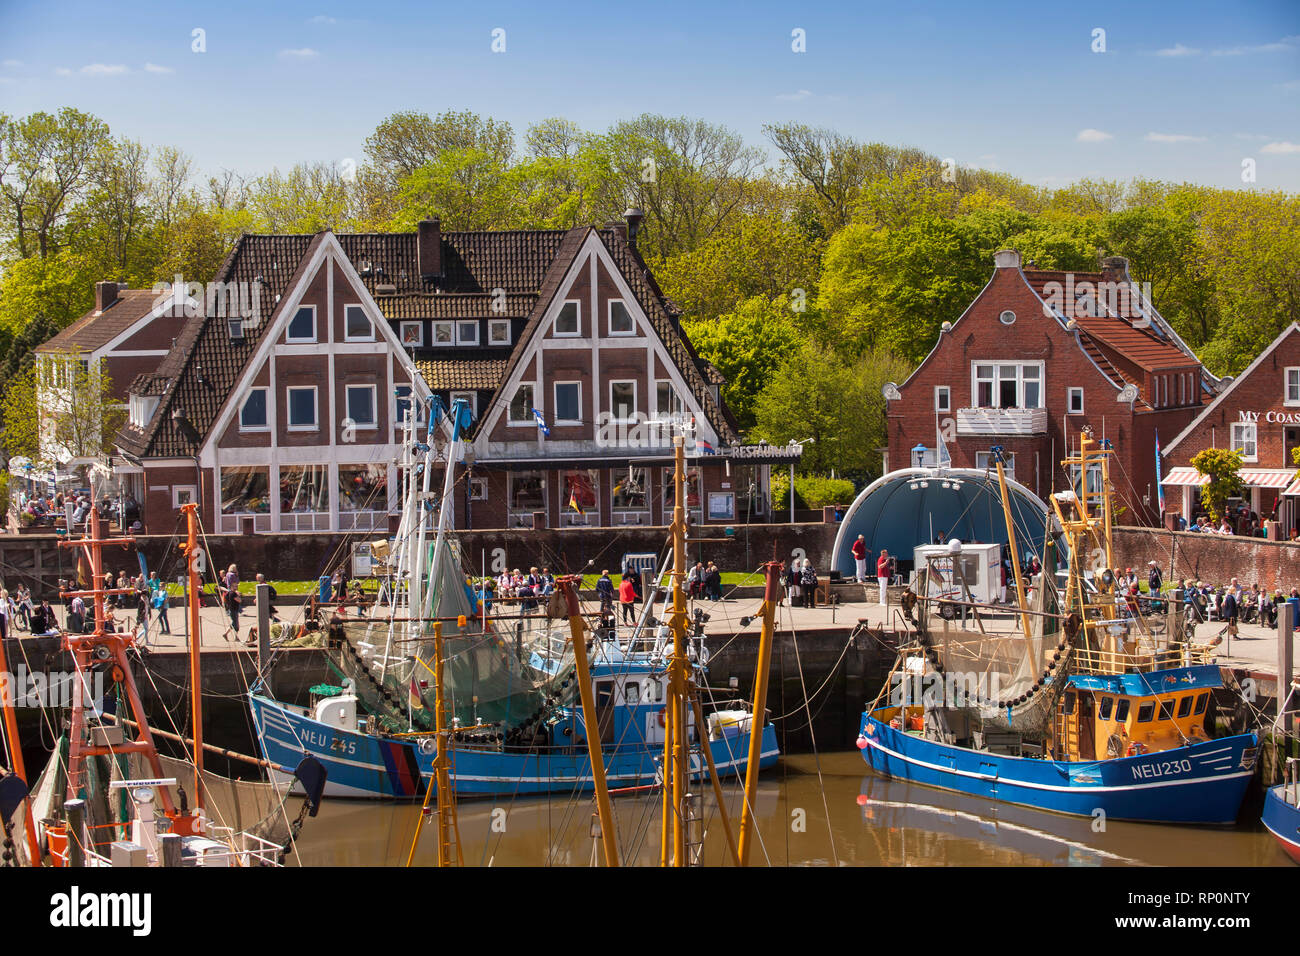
(256, 582, 272, 695)
(159, 831, 182, 868)
(1281, 602, 1295, 736)
(64, 799, 86, 867)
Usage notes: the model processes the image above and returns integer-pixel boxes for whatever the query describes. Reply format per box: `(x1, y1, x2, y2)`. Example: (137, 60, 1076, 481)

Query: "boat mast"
(405, 621, 462, 866)
(991, 445, 1033, 645)
(660, 434, 690, 866)
(558, 575, 619, 866)
(180, 503, 205, 813)
(0, 611, 41, 864)
(737, 559, 779, 865)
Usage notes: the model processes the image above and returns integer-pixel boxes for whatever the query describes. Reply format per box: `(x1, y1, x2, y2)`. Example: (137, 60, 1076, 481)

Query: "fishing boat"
(1262, 680, 1300, 863)
(1, 481, 325, 867)
(249, 398, 778, 800)
(856, 431, 1259, 825)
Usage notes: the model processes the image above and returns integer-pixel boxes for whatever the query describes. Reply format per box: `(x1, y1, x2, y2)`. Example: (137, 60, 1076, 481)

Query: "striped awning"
(1162, 467, 1295, 489)
(1284, 476, 1300, 497)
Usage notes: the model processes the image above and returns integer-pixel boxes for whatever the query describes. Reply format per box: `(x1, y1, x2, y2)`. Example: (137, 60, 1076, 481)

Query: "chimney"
(417, 218, 442, 282)
(1101, 255, 1129, 286)
(95, 281, 120, 313)
(993, 249, 1021, 270)
(623, 208, 644, 249)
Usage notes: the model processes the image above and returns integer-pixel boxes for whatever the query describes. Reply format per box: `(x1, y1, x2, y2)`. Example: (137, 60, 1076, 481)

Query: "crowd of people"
(13, 490, 142, 531)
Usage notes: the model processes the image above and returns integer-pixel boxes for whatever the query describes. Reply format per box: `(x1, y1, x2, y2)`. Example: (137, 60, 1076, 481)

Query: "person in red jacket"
(619, 573, 638, 625)
(851, 535, 868, 583)
(877, 550, 891, 606)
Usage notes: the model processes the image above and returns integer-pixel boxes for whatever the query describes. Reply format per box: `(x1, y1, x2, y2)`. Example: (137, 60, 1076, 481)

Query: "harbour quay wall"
(1112, 526, 1300, 591)
(0, 522, 842, 590)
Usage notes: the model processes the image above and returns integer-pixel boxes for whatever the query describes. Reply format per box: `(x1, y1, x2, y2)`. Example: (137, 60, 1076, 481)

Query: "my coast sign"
(1238, 410, 1300, 424)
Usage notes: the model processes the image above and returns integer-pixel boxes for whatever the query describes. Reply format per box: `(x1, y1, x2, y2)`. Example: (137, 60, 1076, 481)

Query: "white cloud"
(1234, 133, 1270, 141)
(1212, 34, 1298, 56)
(1144, 132, 1207, 143)
(2, 59, 22, 69)
(81, 63, 130, 75)
(1261, 141, 1300, 154)
(775, 89, 812, 101)
(54, 67, 72, 76)
(1155, 43, 1199, 57)
(1076, 128, 1113, 143)
(1281, 80, 1300, 92)
(143, 62, 174, 74)
(279, 48, 319, 58)
(309, 15, 337, 24)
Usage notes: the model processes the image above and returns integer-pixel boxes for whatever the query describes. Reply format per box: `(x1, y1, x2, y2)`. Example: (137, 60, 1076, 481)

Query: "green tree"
(1190, 447, 1244, 523)
(751, 342, 910, 478)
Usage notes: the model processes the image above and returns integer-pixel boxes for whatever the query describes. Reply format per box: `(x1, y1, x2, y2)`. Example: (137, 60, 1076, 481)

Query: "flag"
(695, 438, 716, 455)
(532, 407, 550, 437)
(1155, 430, 1166, 514)
(569, 489, 584, 515)
(409, 676, 427, 711)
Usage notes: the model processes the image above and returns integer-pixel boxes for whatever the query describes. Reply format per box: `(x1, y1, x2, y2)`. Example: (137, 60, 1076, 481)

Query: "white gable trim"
(1163, 322, 1300, 456)
(198, 234, 434, 468)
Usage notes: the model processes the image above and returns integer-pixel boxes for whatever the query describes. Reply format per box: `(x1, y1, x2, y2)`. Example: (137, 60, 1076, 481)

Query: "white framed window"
(344, 304, 372, 341)
(656, 380, 684, 418)
(554, 382, 581, 424)
(1287, 368, 1300, 407)
(975, 451, 1014, 479)
(286, 386, 318, 430)
(554, 301, 580, 336)
(345, 384, 377, 429)
(488, 319, 511, 345)
(934, 386, 950, 413)
(508, 384, 535, 424)
(1230, 422, 1257, 462)
(431, 321, 454, 347)
(287, 305, 316, 343)
(172, 485, 197, 508)
(239, 387, 269, 431)
(450, 390, 477, 416)
(972, 362, 1042, 409)
(1178, 374, 1185, 406)
(998, 310, 1016, 326)
(469, 476, 488, 501)
(399, 322, 423, 347)
(609, 299, 634, 335)
(1067, 387, 1084, 415)
(610, 380, 637, 422)
(456, 321, 479, 346)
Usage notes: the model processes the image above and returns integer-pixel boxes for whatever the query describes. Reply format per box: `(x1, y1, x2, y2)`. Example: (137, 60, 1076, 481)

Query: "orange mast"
(0, 617, 41, 864)
(180, 503, 205, 813)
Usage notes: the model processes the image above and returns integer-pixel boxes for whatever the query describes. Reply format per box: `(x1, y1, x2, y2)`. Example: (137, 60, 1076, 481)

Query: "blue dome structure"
(830, 467, 1055, 580)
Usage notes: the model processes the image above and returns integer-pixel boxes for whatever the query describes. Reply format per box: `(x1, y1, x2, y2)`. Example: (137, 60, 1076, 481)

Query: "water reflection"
(289, 753, 1286, 867)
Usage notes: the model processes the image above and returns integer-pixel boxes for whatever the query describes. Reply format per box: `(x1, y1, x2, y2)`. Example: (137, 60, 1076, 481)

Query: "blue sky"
(1, 0, 1297, 191)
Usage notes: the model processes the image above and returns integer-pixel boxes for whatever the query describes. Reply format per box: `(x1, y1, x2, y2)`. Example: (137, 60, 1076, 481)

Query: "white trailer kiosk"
(911, 541, 1002, 616)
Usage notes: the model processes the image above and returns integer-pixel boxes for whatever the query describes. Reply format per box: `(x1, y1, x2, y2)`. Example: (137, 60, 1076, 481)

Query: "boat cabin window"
(1098, 696, 1113, 720)
(1158, 700, 1174, 721)
(625, 682, 641, 705)
(1194, 692, 1209, 716)
(1062, 692, 1076, 715)
(1137, 702, 1155, 723)
(1115, 698, 1131, 722)
(1176, 695, 1193, 719)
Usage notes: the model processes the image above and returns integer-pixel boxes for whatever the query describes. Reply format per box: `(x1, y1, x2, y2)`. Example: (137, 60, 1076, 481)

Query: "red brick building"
(1161, 323, 1300, 531)
(883, 250, 1214, 525)
(107, 214, 797, 534)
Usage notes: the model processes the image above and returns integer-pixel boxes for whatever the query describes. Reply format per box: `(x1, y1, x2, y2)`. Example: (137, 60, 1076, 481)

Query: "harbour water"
(290, 752, 1287, 867)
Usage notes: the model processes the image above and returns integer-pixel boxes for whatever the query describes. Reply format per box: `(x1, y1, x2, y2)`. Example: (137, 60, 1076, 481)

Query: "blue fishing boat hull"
(857, 714, 1257, 825)
(251, 693, 780, 799)
(1262, 784, 1300, 863)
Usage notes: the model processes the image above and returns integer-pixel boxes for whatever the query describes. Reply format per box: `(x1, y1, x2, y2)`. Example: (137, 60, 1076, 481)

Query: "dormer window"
(228, 317, 244, 340)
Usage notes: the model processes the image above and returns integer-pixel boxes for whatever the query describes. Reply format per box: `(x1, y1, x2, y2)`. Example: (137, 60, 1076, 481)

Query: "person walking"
(785, 560, 802, 608)
(800, 559, 818, 608)
(619, 572, 638, 626)
(705, 562, 723, 601)
(149, 572, 170, 635)
(223, 563, 241, 634)
(1146, 561, 1162, 596)
(597, 570, 615, 624)
(851, 535, 869, 584)
(876, 549, 891, 606)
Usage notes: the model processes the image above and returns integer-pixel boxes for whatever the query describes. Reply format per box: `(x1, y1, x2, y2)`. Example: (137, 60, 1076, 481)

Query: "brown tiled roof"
(39, 289, 161, 353)
(128, 373, 171, 397)
(118, 224, 741, 457)
(416, 358, 508, 391)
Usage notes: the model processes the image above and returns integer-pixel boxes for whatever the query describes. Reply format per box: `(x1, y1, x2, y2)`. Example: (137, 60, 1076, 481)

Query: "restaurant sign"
(1239, 410, 1300, 424)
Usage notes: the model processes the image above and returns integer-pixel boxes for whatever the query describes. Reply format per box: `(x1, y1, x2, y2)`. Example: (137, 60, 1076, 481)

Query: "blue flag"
(1155, 430, 1166, 514)
(532, 408, 550, 437)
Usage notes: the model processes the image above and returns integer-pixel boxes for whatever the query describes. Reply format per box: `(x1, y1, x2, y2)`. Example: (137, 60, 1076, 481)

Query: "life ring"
(657, 710, 667, 727)
(1125, 741, 1146, 757)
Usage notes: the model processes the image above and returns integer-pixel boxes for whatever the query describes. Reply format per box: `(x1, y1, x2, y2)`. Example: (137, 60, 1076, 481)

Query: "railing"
(612, 509, 651, 526)
(218, 513, 271, 534)
(279, 511, 331, 532)
(955, 406, 1049, 436)
(1071, 641, 1214, 676)
(338, 510, 388, 532)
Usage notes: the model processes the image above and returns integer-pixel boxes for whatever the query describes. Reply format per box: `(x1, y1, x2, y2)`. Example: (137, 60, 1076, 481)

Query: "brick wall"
(1113, 525, 1300, 591)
